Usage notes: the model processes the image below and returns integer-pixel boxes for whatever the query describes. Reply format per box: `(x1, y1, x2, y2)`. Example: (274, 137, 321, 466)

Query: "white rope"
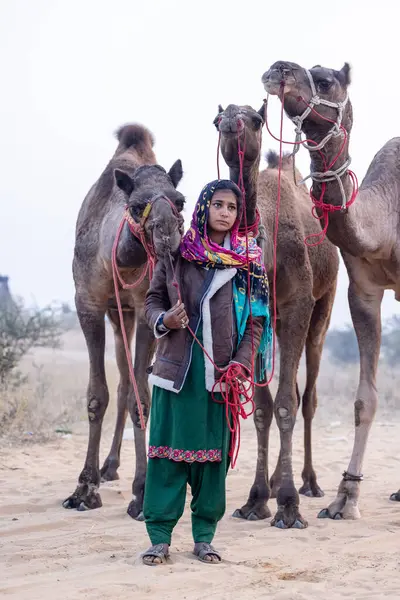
(283, 69, 350, 209)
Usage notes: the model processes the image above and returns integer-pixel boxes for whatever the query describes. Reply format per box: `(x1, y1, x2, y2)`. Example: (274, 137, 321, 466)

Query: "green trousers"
(143, 456, 228, 546)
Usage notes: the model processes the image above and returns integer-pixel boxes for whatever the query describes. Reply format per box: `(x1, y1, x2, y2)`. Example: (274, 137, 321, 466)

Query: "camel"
(262, 59, 400, 521)
(63, 124, 185, 519)
(214, 104, 339, 527)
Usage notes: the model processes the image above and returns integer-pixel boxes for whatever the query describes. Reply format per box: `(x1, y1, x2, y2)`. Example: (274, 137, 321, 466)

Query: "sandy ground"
(2, 413, 400, 600)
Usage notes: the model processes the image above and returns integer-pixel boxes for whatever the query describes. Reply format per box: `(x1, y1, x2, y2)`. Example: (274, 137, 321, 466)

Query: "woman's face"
(207, 189, 238, 235)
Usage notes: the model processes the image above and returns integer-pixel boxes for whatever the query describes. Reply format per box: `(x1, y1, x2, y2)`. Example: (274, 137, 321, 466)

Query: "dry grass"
(0, 322, 119, 444)
(0, 321, 399, 445)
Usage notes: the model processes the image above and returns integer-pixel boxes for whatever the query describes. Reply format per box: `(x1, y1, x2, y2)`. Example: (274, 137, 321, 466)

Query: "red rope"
(217, 129, 221, 180)
(111, 213, 151, 430)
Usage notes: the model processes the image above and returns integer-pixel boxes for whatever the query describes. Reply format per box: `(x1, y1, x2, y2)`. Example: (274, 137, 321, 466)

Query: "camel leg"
(232, 385, 274, 520)
(100, 308, 136, 482)
(318, 282, 382, 520)
(126, 311, 156, 521)
(270, 382, 301, 498)
(270, 294, 314, 529)
(63, 306, 108, 511)
(299, 285, 336, 498)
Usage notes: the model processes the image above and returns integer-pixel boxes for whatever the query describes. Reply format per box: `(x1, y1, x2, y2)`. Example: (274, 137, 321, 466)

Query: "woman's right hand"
(163, 300, 189, 330)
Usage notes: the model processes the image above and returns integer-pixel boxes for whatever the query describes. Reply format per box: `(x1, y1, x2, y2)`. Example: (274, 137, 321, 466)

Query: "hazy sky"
(1, 0, 399, 328)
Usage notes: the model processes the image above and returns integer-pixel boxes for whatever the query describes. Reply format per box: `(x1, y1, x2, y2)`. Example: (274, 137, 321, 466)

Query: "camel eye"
(251, 115, 263, 129)
(317, 80, 332, 93)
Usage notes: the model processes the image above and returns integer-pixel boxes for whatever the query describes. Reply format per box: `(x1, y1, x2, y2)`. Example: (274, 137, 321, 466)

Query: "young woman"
(142, 179, 271, 566)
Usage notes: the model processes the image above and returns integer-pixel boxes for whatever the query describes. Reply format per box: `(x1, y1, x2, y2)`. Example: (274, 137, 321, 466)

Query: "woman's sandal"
(142, 543, 170, 566)
(193, 542, 222, 564)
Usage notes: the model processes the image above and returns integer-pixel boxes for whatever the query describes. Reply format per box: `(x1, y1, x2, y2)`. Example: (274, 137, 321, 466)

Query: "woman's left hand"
(220, 363, 249, 383)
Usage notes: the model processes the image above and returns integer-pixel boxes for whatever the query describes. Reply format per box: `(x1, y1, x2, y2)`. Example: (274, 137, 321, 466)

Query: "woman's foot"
(142, 543, 170, 566)
(193, 542, 222, 564)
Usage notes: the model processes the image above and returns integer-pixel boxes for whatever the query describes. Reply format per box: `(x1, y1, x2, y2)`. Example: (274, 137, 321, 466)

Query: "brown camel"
(63, 124, 185, 519)
(262, 59, 400, 520)
(214, 104, 339, 527)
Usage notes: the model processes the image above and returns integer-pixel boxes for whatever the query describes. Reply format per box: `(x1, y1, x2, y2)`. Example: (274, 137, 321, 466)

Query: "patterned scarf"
(180, 179, 272, 380)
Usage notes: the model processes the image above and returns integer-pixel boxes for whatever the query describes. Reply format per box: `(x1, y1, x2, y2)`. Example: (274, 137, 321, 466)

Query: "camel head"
(261, 60, 352, 133)
(114, 161, 185, 256)
(213, 104, 264, 168)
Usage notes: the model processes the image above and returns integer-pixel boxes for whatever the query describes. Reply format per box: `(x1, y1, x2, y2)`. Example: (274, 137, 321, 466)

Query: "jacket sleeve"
(144, 259, 171, 336)
(231, 316, 265, 373)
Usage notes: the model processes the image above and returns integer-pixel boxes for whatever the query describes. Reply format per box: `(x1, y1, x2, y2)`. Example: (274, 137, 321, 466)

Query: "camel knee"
(254, 406, 273, 432)
(87, 387, 109, 422)
(354, 381, 378, 426)
(275, 405, 296, 432)
(354, 397, 377, 427)
(129, 396, 150, 429)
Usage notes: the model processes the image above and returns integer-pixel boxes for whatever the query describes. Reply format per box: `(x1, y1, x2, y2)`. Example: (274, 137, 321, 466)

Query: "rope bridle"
(264, 70, 358, 246)
(288, 69, 351, 211)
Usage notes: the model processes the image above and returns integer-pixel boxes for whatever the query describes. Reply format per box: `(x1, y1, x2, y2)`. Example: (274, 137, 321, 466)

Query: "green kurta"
(144, 327, 232, 545)
(148, 327, 230, 463)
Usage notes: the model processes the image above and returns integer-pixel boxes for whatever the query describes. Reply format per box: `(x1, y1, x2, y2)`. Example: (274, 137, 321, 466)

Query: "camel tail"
(114, 124, 155, 153)
(265, 150, 293, 171)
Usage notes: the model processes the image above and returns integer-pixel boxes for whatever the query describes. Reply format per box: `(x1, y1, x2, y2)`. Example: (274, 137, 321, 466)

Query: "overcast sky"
(1, 0, 399, 328)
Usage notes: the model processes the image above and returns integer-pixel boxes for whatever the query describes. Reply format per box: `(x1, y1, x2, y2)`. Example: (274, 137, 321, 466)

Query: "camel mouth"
(218, 118, 245, 136)
(262, 71, 297, 95)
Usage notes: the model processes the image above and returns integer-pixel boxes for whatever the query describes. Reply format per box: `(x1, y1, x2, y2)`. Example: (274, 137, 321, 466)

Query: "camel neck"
(228, 159, 259, 228)
(303, 122, 353, 207)
(301, 122, 366, 253)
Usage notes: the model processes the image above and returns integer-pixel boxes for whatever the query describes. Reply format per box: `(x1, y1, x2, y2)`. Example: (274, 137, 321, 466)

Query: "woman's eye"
(213, 202, 221, 208)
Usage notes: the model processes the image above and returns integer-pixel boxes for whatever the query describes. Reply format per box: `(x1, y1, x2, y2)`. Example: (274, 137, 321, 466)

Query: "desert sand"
(2, 412, 400, 599)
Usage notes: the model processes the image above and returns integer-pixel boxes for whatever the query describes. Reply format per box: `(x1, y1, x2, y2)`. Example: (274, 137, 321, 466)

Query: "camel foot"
(390, 490, 400, 501)
(127, 499, 144, 521)
(299, 480, 324, 498)
(271, 504, 308, 529)
(232, 503, 271, 521)
(62, 483, 102, 511)
(318, 508, 343, 520)
(317, 478, 361, 520)
(270, 484, 307, 529)
(100, 458, 120, 482)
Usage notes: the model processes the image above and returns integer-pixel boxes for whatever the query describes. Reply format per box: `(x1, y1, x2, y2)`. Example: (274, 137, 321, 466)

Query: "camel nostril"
(236, 118, 244, 130)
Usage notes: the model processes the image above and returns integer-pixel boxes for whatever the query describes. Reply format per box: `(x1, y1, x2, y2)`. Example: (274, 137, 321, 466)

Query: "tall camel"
(63, 124, 185, 519)
(262, 60, 400, 520)
(214, 104, 339, 528)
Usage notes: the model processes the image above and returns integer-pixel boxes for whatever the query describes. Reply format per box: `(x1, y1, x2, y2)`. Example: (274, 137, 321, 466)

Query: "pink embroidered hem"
(148, 445, 222, 463)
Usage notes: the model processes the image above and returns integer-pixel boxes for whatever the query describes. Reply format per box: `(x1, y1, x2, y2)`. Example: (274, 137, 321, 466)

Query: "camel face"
(214, 104, 264, 166)
(114, 162, 185, 256)
(262, 60, 351, 127)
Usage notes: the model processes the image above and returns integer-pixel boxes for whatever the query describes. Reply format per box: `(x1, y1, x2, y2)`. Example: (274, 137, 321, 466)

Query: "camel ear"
(339, 62, 351, 86)
(114, 169, 134, 197)
(257, 103, 266, 121)
(213, 105, 224, 128)
(168, 159, 183, 188)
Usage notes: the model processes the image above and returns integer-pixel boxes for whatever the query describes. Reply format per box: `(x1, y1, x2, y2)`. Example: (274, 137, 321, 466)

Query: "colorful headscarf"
(180, 179, 272, 380)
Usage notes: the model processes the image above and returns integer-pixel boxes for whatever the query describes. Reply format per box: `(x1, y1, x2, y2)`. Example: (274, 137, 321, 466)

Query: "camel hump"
(114, 124, 155, 153)
(265, 150, 293, 171)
